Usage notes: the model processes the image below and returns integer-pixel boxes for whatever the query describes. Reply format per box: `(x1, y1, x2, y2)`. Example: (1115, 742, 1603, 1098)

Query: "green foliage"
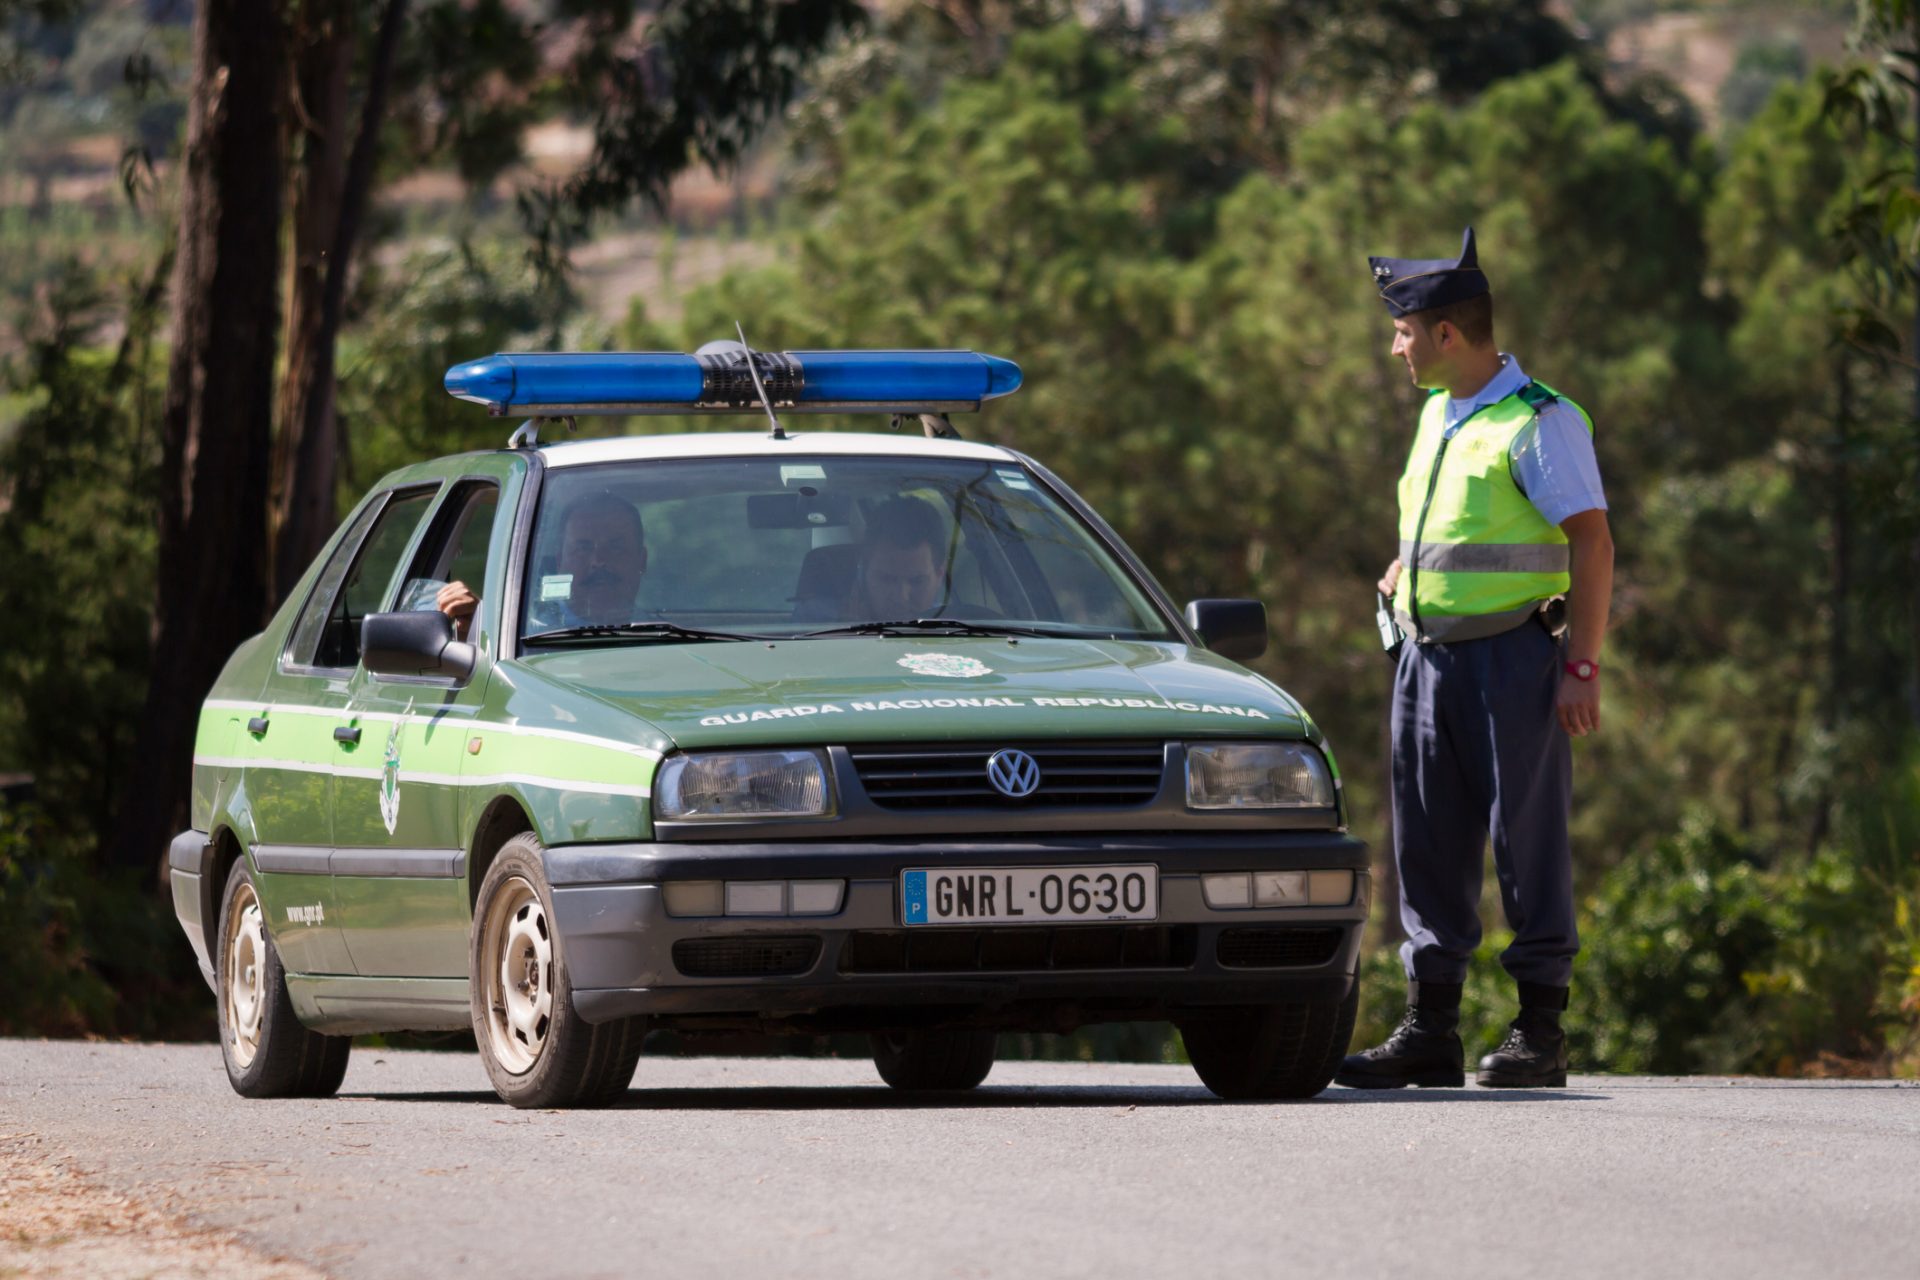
(0, 801, 113, 1035)
(337, 239, 573, 494)
(0, 251, 213, 1038)
(1718, 32, 1809, 131)
(0, 255, 162, 834)
(516, 0, 865, 279)
(1834, 747, 1920, 1074)
(0, 0, 190, 177)
(1575, 812, 1908, 1075)
(631, 24, 1216, 585)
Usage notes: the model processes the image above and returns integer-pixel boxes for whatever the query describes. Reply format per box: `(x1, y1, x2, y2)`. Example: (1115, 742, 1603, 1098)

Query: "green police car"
(168, 342, 1369, 1107)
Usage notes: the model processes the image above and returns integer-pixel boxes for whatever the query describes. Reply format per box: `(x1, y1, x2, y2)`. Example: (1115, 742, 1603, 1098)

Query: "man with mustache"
(440, 491, 648, 636)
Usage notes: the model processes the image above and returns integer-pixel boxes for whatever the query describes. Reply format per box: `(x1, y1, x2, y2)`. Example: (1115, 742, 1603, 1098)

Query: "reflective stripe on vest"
(1392, 380, 1592, 643)
(1397, 540, 1571, 574)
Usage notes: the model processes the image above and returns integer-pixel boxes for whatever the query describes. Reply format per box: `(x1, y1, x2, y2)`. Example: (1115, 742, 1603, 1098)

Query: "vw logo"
(986, 748, 1042, 799)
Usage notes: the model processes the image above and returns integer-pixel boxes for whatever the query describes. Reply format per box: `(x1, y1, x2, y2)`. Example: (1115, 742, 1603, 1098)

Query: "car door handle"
(247, 716, 269, 736)
(334, 725, 361, 744)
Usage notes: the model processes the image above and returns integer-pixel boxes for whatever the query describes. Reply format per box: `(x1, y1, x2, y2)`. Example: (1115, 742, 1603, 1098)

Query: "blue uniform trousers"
(1391, 616, 1577, 987)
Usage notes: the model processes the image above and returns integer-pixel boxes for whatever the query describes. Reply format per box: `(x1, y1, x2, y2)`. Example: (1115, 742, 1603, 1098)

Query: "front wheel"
(871, 1027, 998, 1091)
(471, 832, 645, 1108)
(1179, 983, 1359, 1101)
(216, 859, 351, 1098)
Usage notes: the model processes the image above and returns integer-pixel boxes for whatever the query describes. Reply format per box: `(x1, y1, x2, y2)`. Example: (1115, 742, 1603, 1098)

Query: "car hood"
(516, 635, 1307, 749)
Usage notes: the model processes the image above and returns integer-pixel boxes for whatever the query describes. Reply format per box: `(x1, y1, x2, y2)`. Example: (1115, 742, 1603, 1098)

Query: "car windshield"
(518, 454, 1175, 644)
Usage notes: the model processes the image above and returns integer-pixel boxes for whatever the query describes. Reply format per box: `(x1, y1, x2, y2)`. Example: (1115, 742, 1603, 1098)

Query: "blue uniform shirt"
(1444, 354, 1607, 527)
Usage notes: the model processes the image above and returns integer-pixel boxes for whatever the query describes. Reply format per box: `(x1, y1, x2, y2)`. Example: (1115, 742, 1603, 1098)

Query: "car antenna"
(735, 321, 786, 441)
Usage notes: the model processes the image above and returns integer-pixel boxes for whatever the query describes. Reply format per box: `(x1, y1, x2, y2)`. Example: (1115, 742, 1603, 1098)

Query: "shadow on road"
(335, 1083, 1612, 1110)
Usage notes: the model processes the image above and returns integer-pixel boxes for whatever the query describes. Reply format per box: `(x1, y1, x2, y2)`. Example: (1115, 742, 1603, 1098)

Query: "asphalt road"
(3, 1039, 1916, 1279)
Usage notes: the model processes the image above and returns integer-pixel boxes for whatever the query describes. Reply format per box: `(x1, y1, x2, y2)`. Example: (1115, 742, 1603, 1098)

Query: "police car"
(167, 341, 1369, 1107)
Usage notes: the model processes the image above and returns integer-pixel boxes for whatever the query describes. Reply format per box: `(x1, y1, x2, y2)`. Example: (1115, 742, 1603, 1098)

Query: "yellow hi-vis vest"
(1393, 379, 1592, 644)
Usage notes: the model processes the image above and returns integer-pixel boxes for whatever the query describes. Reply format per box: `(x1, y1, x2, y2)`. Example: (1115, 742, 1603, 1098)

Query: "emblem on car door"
(378, 702, 411, 835)
(986, 748, 1041, 798)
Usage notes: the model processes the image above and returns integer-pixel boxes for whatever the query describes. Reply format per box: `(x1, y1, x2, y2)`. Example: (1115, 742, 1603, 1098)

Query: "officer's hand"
(1556, 670, 1600, 737)
(437, 580, 478, 640)
(1377, 559, 1402, 597)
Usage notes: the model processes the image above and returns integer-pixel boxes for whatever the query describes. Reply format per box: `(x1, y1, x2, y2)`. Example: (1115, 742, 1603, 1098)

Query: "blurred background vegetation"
(1, 0, 1915, 1078)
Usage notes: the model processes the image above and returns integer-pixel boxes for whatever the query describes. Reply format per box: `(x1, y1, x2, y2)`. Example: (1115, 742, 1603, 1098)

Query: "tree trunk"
(1910, 42, 1920, 729)
(269, 0, 409, 607)
(270, 0, 354, 606)
(111, 0, 288, 875)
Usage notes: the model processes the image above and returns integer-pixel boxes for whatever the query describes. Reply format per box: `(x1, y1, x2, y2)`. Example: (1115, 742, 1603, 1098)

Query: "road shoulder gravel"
(1, 1126, 327, 1279)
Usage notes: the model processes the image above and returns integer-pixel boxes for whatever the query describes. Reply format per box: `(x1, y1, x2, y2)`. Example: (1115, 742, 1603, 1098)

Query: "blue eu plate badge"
(903, 871, 929, 924)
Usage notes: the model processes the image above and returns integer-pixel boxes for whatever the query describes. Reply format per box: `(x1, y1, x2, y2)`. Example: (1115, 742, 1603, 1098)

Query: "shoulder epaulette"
(1517, 381, 1559, 410)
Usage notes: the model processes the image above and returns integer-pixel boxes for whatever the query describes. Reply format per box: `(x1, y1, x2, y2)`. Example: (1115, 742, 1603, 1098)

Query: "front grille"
(1215, 926, 1343, 969)
(673, 935, 821, 979)
(841, 925, 1196, 974)
(849, 741, 1165, 810)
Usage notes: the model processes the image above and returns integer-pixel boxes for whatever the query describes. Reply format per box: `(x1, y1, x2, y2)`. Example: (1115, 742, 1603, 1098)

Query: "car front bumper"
(545, 831, 1370, 1032)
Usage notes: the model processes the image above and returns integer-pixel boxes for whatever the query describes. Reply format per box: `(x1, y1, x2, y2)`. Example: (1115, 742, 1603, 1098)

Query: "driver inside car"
(848, 495, 951, 619)
(443, 491, 649, 637)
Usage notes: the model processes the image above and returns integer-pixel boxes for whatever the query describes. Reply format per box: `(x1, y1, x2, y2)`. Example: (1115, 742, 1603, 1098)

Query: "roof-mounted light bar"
(442, 343, 1023, 417)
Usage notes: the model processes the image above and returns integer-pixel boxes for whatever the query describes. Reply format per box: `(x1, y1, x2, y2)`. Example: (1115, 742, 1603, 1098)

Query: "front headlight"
(655, 749, 833, 820)
(1185, 741, 1334, 810)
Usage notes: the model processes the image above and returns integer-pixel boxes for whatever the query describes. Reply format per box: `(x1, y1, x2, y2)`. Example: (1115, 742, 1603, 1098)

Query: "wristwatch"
(1564, 658, 1599, 682)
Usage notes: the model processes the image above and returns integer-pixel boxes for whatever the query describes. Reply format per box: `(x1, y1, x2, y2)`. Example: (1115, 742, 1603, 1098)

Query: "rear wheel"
(471, 832, 645, 1108)
(1179, 982, 1359, 1101)
(216, 860, 351, 1098)
(871, 1027, 998, 1091)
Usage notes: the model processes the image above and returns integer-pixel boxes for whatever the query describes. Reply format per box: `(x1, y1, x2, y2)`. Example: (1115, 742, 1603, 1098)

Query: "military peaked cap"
(1368, 226, 1489, 317)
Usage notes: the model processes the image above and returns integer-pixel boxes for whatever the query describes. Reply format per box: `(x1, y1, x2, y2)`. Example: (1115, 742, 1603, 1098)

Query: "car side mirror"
(1184, 598, 1267, 661)
(362, 611, 477, 681)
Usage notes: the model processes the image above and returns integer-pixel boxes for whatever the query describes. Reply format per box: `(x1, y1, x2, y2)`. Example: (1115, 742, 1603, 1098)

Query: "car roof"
(530, 430, 1020, 470)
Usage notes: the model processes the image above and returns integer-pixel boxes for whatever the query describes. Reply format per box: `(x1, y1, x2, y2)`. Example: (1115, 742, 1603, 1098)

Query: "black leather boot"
(1476, 982, 1570, 1088)
(1335, 980, 1465, 1089)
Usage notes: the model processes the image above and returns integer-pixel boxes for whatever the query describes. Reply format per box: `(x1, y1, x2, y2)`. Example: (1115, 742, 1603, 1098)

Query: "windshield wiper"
(524, 621, 768, 645)
(799, 618, 1061, 639)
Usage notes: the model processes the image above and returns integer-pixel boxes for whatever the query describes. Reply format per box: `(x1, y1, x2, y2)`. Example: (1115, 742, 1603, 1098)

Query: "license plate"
(900, 865, 1158, 926)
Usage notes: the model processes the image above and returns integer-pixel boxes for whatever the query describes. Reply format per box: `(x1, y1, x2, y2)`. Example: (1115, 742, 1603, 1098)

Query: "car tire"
(471, 832, 645, 1109)
(215, 859, 352, 1099)
(870, 1027, 998, 1091)
(1179, 981, 1359, 1101)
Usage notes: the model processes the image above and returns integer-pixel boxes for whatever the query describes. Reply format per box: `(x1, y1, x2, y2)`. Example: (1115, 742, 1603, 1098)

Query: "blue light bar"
(443, 346, 1022, 416)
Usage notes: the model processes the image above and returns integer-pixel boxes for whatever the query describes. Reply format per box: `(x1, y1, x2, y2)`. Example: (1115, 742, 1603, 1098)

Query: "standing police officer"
(1336, 228, 1615, 1089)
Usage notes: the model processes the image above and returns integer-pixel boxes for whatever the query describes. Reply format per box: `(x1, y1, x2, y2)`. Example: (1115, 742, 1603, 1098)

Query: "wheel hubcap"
(482, 877, 553, 1075)
(223, 885, 266, 1069)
